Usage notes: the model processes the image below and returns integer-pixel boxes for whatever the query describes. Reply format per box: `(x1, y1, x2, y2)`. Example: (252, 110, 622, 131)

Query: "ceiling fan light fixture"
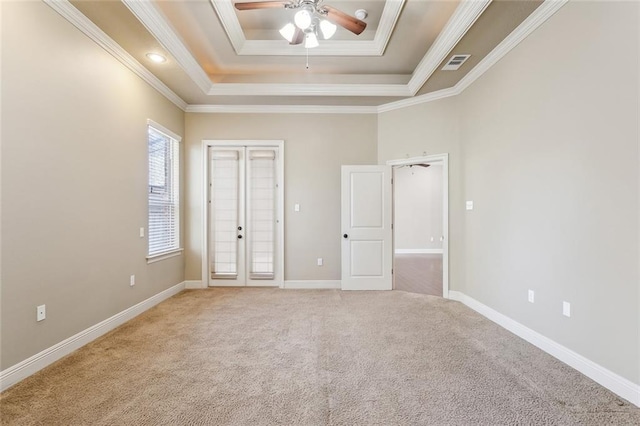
(279, 22, 296, 43)
(305, 31, 319, 49)
(319, 19, 336, 39)
(294, 8, 312, 30)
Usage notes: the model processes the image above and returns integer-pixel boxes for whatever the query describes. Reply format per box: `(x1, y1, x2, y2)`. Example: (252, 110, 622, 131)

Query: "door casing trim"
(387, 153, 449, 298)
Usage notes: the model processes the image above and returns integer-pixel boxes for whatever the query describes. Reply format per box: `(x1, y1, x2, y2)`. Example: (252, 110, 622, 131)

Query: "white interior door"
(341, 165, 392, 290)
(208, 146, 281, 287)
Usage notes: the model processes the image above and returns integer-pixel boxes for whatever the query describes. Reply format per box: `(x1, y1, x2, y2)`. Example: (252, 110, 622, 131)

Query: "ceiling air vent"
(442, 54, 471, 71)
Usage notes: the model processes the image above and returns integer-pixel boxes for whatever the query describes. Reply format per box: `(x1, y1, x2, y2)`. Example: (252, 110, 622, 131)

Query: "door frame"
(387, 153, 449, 298)
(201, 140, 285, 288)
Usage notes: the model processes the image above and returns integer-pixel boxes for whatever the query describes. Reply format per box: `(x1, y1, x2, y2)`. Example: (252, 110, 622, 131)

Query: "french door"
(207, 144, 283, 287)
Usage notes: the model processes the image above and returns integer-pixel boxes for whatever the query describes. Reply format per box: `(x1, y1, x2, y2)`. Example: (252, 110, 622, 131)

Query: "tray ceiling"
(61, 0, 548, 109)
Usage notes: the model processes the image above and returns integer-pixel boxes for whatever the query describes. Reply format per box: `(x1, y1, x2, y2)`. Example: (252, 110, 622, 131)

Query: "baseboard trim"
(395, 249, 443, 254)
(448, 291, 640, 407)
(283, 280, 341, 289)
(184, 280, 205, 289)
(0, 282, 185, 392)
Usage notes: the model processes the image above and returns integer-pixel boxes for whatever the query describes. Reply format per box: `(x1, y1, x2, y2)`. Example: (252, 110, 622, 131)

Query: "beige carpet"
(1, 289, 638, 425)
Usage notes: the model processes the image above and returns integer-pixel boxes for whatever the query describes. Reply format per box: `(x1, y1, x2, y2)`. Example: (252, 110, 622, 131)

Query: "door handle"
(343, 234, 349, 239)
(238, 226, 243, 231)
(238, 235, 243, 239)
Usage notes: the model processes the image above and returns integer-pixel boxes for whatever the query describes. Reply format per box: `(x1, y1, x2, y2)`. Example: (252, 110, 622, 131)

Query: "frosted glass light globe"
(294, 9, 312, 30)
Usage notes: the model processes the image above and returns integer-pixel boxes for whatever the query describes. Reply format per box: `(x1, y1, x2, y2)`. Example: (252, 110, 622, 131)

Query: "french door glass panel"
(210, 149, 242, 279)
(247, 149, 276, 279)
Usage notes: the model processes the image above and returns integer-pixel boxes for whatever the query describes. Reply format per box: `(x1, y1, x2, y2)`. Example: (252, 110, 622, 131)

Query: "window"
(147, 121, 181, 259)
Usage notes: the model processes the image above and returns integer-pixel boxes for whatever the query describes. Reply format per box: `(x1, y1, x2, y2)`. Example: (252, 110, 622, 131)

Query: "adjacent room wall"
(1, 1, 185, 370)
(184, 113, 377, 283)
(380, 1, 639, 386)
(394, 165, 443, 252)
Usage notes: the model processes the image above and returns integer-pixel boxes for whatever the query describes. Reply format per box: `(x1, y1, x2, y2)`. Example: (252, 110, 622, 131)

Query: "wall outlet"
(466, 200, 474, 210)
(37, 305, 46, 322)
(317, 258, 323, 266)
(563, 301, 571, 317)
(430, 236, 434, 242)
(139, 227, 145, 238)
(130, 275, 136, 287)
(528, 290, 535, 303)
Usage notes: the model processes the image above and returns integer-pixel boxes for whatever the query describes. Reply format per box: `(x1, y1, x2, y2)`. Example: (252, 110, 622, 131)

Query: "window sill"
(146, 248, 184, 264)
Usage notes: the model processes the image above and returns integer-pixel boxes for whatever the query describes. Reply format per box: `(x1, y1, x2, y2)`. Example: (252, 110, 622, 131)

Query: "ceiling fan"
(234, 0, 367, 48)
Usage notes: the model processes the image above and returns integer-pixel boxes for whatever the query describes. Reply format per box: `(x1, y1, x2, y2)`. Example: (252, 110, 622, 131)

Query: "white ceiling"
(61, 0, 552, 109)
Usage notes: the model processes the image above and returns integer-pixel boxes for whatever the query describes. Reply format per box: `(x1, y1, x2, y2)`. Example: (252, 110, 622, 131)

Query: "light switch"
(294, 203, 300, 212)
(528, 290, 535, 303)
(466, 201, 474, 210)
(139, 227, 145, 238)
(563, 301, 571, 317)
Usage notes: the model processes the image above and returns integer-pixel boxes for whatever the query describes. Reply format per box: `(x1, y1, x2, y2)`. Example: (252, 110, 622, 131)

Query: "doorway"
(388, 155, 449, 298)
(202, 140, 284, 288)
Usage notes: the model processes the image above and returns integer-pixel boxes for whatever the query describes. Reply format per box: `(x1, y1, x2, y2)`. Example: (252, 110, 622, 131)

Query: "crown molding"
(121, 0, 212, 93)
(407, 0, 492, 95)
(207, 82, 412, 97)
(211, 0, 405, 57)
(43, 0, 187, 111)
(374, 0, 406, 55)
(237, 40, 382, 56)
(455, 0, 569, 94)
(378, 0, 568, 113)
(186, 104, 378, 114)
(377, 87, 459, 113)
(209, 0, 246, 53)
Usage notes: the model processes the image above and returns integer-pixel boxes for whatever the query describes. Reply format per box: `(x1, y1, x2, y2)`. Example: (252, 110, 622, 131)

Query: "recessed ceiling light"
(146, 53, 166, 63)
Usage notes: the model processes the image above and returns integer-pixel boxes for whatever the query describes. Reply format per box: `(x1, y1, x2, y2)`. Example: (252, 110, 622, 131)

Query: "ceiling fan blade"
(290, 27, 304, 45)
(322, 5, 367, 35)
(234, 1, 291, 11)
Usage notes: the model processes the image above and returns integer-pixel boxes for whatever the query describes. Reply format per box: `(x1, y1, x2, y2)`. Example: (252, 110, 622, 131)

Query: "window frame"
(146, 119, 183, 263)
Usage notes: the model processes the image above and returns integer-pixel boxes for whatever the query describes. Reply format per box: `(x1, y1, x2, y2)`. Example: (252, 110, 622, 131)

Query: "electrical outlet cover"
(37, 305, 46, 322)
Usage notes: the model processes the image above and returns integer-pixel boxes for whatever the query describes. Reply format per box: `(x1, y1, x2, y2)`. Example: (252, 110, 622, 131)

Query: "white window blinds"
(248, 149, 276, 279)
(210, 150, 240, 277)
(148, 125, 180, 257)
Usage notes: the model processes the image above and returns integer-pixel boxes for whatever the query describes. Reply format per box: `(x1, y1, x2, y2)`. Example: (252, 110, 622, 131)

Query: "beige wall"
(380, 1, 639, 384)
(1, 1, 185, 369)
(394, 165, 443, 251)
(185, 113, 377, 282)
(458, 1, 639, 384)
